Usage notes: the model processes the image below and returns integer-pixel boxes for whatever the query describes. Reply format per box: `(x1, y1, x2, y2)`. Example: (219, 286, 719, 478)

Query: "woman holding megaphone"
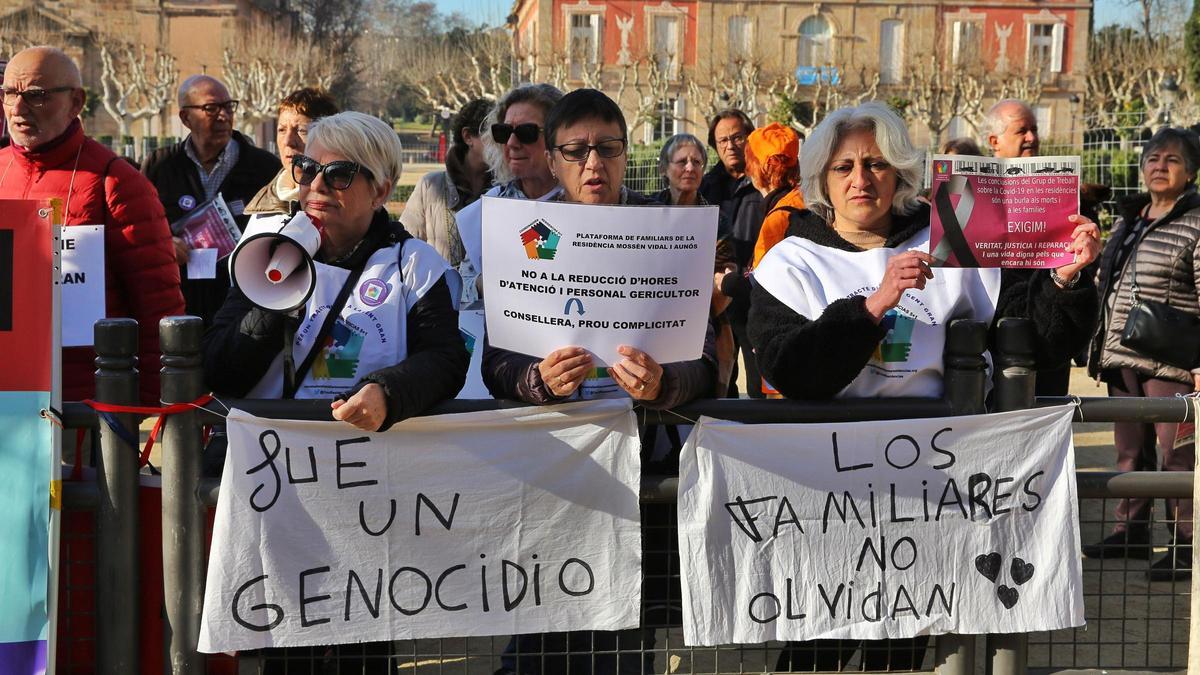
(203, 111, 468, 435)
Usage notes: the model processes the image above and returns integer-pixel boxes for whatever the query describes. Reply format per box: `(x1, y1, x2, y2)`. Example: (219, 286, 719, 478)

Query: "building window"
(879, 19, 903, 84)
(1035, 105, 1052, 138)
(652, 14, 679, 76)
(569, 12, 600, 80)
(652, 98, 680, 141)
(728, 15, 752, 60)
(1026, 22, 1064, 74)
(797, 15, 832, 68)
(951, 20, 983, 67)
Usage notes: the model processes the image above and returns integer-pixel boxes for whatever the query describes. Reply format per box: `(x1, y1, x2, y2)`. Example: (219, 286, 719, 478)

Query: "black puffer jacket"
(1090, 190, 1200, 384)
(749, 204, 1099, 399)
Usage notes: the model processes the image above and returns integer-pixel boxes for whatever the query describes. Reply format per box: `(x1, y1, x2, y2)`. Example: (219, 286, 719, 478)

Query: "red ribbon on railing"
(78, 394, 215, 472)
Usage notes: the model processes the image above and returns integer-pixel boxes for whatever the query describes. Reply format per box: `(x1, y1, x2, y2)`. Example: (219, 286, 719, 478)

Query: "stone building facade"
(0, 0, 291, 148)
(509, 0, 1092, 145)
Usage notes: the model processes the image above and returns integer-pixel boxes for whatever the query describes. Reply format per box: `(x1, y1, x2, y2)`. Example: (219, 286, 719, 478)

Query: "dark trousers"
(1107, 368, 1194, 540)
(730, 319, 763, 399)
(1035, 363, 1072, 397)
(775, 637, 927, 671)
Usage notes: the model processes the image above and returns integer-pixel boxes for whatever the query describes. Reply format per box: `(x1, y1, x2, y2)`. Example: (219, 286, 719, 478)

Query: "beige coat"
(400, 170, 466, 266)
(1091, 190, 1200, 385)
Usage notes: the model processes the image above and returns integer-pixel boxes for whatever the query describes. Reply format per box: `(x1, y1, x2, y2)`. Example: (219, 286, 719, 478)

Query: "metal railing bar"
(1037, 396, 1196, 423)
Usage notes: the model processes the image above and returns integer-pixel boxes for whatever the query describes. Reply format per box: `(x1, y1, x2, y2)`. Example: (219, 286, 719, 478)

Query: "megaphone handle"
(282, 312, 299, 399)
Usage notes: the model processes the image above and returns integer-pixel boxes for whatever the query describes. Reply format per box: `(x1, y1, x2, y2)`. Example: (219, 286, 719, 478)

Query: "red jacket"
(0, 121, 184, 403)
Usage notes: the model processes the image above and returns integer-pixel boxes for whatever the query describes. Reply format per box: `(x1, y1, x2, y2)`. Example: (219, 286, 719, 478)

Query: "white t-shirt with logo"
(753, 228, 1001, 398)
(248, 237, 453, 399)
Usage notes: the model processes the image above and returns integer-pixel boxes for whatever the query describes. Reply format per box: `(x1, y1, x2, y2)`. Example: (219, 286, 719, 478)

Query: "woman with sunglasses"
(454, 84, 564, 288)
(484, 88, 717, 675)
(204, 110, 467, 431)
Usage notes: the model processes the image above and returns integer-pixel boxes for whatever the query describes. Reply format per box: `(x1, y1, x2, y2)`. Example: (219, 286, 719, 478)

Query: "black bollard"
(987, 317, 1035, 674)
(159, 316, 206, 674)
(943, 319, 988, 415)
(993, 317, 1037, 414)
(93, 319, 140, 673)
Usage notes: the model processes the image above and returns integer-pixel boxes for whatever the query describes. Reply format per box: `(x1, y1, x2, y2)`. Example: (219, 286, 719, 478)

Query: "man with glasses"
(698, 108, 766, 398)
(142, 74, 280, 325)
(0, 46, 183, 404)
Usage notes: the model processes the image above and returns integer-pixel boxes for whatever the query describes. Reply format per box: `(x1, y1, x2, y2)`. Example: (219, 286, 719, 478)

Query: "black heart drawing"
(975, 552, 1001, 582)
(1010, 558, 1035, 585)
(997, 585, 1020, 609)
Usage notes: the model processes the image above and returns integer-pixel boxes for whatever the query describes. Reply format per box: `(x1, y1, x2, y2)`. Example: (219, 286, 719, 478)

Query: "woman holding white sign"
(748, 102, 1100, 670)
(484, 88, 717, 675)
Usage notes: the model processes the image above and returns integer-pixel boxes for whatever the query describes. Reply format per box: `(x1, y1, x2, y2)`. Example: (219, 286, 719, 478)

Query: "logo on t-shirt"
(311, 318, 366, 379)
(874, 310, 915, 363)
(358, 278, 392, 307)
(519, 219, 560, 260)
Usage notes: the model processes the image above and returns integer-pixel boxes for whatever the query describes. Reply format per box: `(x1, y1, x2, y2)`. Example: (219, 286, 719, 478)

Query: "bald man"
(986, 99, 1041, 159)
(142, 74, 279, 326)
(0, 46, 183, 403)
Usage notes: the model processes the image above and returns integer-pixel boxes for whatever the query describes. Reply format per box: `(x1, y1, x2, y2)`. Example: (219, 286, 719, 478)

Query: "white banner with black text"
(677, 405, 1084, 645)
(199, 400, 642, 652)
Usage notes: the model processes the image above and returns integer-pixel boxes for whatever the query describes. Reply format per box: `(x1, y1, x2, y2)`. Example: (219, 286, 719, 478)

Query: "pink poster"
(929, 155, 1080, 268)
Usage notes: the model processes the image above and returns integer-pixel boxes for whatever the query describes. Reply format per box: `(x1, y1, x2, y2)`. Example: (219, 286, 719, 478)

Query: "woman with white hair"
(750, 102, 1099, 669)
(203, 111, 468, 434)
(750, 101, 1099, 402)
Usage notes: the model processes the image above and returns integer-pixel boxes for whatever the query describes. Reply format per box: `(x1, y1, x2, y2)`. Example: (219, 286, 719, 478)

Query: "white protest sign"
(199, 400, 642, 652)
(678, 405, 1083, 645)
(482, 197, 717, 366)
(60, 224, 104, 347)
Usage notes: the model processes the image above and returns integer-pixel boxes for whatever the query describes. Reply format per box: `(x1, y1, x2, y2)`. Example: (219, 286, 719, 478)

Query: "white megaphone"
(229, 212, 323, 312)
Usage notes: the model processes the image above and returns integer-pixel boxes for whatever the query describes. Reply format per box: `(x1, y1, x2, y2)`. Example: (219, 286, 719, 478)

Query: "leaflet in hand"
(929, 155, 1080, 268)
(171, 192, 241, 259)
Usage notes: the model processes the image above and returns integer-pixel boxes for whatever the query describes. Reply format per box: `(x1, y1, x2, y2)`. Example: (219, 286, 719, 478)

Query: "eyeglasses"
(292, 155, 374, 191)
(554, 138, 627, 163)
(491, 123, 541, 144)
(181, 100, 239, 116)
(1, 86, 75, 108)
(715, 133, 748, 148)
(671, 157, 705, 169)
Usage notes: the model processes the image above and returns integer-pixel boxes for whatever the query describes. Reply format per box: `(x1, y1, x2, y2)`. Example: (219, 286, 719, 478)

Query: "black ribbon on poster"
(932, 176, 981, 268)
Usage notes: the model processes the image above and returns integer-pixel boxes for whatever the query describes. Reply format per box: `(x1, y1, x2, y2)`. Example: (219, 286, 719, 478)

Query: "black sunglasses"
(491, 123, 541, 145)
(292, 155, 373, 191)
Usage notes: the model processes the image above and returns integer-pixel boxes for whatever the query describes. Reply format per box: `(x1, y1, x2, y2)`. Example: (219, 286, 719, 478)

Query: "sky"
(432, 0, 1138, 32)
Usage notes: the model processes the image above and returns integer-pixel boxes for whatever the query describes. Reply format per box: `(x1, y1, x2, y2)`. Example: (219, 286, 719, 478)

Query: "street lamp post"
(1162, 75, 1179, 127)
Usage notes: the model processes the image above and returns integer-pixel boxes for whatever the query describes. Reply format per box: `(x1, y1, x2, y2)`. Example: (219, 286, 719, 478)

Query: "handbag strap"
(283, 258, 369, 399)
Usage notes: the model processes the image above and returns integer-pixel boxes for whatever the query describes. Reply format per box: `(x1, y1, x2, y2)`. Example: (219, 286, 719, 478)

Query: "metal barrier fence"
(58, 316, 1194, 674)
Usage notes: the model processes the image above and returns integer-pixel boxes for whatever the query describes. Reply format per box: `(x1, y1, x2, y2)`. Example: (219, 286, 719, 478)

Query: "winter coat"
(749, 204, 1099, 400)
(244, 167, 295, 216)
(141, 131, 281, 327)
(201, 210, 468, 430)
(1089, 190, 1200, 385)
(401, 170, 468, 266)
(752, 185, 805, 267)
(0, 120, 184, 404)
